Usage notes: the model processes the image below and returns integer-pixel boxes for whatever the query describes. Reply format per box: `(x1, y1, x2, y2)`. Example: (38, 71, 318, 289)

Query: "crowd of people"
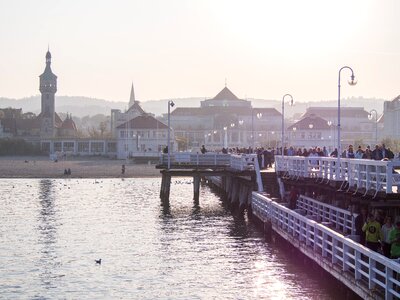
(280, 143, 398, 160)
(355, 207, 400, 259)
(198, 142, 399, 161)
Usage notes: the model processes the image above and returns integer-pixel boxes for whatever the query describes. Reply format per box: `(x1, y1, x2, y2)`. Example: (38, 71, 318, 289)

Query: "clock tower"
(39, 49, 57, 138)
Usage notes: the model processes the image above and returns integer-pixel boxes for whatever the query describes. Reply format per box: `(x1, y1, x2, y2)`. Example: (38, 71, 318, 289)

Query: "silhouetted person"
(200, 145, 207, 154)
(355, 207, 368, 245)
(121, 164, 125, 175)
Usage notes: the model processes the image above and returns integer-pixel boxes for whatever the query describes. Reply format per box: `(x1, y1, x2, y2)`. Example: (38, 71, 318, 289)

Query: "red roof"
(61, 117, 77, 131)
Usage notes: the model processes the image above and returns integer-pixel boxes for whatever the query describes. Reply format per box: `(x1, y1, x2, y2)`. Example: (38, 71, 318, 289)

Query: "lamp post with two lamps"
(281, 94, 294, 157)
(167, 100, 175, 169)
(292, 127, 297, 148)
(327, 120, 335, 153)
(252, 111, 262, 149)
(238, 120, 244, 146)
(368, 109, 378, 146)
(223, 126, 228, 148)
(337, 66, 357, 179)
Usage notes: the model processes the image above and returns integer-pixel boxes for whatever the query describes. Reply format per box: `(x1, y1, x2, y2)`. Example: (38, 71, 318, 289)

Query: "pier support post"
(264, 220, 272, 241)
(160, 172, 171, 202)
(160, 173, 165, 198)
(193, 175, 200, 202)
(231, 178, 239, 206)
(239, 184, 248, 213)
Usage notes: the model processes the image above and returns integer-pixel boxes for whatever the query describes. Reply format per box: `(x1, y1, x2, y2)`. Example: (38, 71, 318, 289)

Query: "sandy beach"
(0, 156, 162, 178)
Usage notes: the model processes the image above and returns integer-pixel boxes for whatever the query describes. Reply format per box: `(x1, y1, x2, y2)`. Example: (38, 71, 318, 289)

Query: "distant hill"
(0, 95, 387, 118)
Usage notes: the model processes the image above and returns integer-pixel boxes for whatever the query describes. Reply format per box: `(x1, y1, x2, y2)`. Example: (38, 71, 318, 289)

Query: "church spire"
(129, 82, 135, 108)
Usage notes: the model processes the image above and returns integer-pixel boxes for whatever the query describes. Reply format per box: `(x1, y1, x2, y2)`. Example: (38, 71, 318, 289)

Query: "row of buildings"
(1, 51, 399, 159)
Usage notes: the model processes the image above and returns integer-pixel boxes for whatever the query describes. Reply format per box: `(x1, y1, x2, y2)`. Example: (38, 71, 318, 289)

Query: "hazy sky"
(0, 0, 399, 103)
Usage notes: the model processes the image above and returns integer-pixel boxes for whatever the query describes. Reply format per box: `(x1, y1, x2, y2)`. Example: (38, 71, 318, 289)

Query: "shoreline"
(0, 156, 162, 179)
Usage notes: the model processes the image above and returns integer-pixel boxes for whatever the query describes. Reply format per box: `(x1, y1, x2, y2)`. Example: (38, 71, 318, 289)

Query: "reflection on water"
(37, 179, 61, 289)
(0, 178, 351, 299)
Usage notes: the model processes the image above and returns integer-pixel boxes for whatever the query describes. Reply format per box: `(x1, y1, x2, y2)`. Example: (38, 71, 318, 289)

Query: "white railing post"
(385, 267, 393, 300)
(251, 192, 400, 299)
(369, 258, 376, 289)
(343, 243, 349, 271)
(322, 232, 327, 257)
(354, 250, 361, 280)
(332, 239, 338, 264)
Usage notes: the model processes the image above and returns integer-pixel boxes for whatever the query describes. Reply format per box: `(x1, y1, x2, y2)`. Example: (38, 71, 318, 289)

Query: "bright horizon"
(0, 0, 399, 103)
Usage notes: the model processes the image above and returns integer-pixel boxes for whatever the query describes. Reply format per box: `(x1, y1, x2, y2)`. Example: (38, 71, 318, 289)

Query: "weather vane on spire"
(225, 78, 227, 87)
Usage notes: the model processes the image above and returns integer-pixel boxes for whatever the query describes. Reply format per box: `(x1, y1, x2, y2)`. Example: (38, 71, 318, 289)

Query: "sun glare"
(209, 0, 370, 57)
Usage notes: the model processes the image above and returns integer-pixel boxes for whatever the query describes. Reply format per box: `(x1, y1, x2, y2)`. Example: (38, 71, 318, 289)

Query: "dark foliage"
(0, 138, 43, 155)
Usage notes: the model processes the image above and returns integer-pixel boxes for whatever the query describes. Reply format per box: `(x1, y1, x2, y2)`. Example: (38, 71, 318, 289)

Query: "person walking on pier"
(372, 145, 383, 160)
(363, 213, 383, 252)
(381, 216, 395, 258)
(355, 207, 368, 245)
(389, 221, 400, 259)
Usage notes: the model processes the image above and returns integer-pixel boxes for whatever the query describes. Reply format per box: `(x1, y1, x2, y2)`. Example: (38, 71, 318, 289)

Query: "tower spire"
(129, 82, 135, 108)
(46, 47, 52, 65)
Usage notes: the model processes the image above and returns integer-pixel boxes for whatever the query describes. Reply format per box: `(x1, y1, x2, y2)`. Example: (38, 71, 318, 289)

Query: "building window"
(91, 142, 104, 153)
(54, 142, 62, 152)
(63, 142, 75, 152)
(107, 142, 117, 152)
(78, 142, 89, 152)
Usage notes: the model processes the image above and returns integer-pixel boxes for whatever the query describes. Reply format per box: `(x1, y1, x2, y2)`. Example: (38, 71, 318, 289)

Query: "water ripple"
(0, 178, 342, 299)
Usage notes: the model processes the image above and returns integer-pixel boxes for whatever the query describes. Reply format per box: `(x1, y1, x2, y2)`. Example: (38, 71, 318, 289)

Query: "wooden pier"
(156, 152, 400, 299)
(157, 153, 263, 210)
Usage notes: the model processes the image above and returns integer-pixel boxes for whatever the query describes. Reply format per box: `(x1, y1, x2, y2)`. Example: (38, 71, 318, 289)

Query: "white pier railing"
(160, 152, 258, 171)
(252, 192, 400, 300)
(275, 156, 400, 195)
(160, 152, 231, 166)
(296, 195, 357, 235)
(160, 153, 263, 191)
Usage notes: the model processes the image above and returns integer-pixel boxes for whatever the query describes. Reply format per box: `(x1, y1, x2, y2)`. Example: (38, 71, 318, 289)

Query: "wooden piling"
(193, 175, 200, 202)
(160, 172, 171, 202)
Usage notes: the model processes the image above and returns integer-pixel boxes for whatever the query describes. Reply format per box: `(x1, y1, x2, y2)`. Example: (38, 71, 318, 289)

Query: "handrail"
(252, 192, 400, 300)
(160, 152, 259, 171)
(160, 152, 231, 166)
(275, 156, 400, 195)
(159, 152, 264, 191)
(296, 195, 357, 235)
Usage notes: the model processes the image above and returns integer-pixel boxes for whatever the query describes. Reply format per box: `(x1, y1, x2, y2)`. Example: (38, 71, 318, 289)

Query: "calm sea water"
(0, 178, 345, 299)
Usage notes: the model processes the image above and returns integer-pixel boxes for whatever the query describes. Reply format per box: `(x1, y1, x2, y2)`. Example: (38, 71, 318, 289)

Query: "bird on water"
(95, 259, 102, 264)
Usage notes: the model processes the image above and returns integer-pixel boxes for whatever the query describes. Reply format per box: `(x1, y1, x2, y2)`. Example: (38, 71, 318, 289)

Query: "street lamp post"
(251, 111, 262, 149)
(223, 126, 228, 148)
(327, 120, 333, 153)
(292, 127, 297, 148)
(368, 109, 378, 145)
(167, 100, 175, 169)
(269, 131, 275, 148)
(238, 120, 244, 146)
(281, 94, 294, 157)
(337, 66, 357, 179)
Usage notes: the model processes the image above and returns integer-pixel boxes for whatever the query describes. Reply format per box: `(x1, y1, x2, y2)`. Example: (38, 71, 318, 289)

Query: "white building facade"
(170, 86, 282, 150)
(383, 95, 400, 140)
